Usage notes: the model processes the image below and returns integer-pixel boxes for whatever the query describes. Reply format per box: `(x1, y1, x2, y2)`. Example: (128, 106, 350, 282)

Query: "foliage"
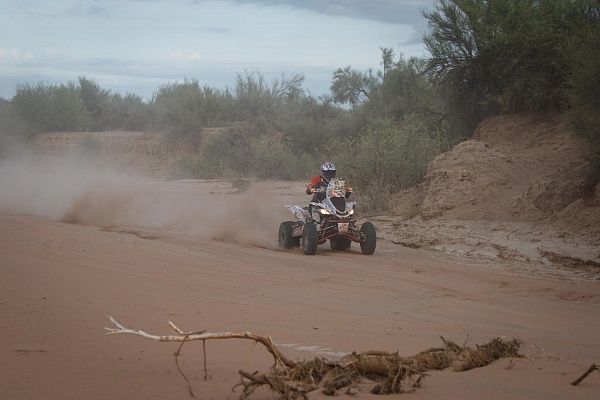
(332, 118, 450, 213)
(77, 76, 151, 131)
(78, 76, 111, 130)
(370, 51, 446, 132)
(175, 127, 317, 181)
(283, 118, 324, 154)
(12, 81, 91, 133)
(8, 77, 155, 135)
(330, 49, 448, 142)
(330, 66, 379, 108)
(151, 78, 232, 148)
(422, 0, 600, 139)
(0, 98, 26, 139)
(282, 95, 353, 154)
(0, 98, 26, 159)
(105, 92, 150, 131)
(233, 70, 306, 128)
(564, 9, 600, 150)
(563, 13, 600, 197)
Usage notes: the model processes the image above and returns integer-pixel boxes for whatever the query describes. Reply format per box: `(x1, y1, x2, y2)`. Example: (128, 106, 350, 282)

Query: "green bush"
(422, 0, 600, 139)
(174, 126, 317, 181)
(0, 98, 27, 139)
(152, 79, 207, 148)
(283, 118, 324, 154)
(331, 118, 449, 213)
(564, 20, 600, 200)
(104, 92, 151, 131)
(12, 81, 91, 133)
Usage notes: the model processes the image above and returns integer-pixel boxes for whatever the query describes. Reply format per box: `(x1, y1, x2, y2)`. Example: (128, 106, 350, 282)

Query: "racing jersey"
(306, 175, 328, 202)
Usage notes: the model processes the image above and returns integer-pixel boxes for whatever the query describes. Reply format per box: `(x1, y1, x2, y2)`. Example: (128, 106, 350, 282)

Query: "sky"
(0, 0, 435, 101)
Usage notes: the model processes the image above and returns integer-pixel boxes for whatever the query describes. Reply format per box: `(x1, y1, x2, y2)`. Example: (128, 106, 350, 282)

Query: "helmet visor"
(322, 170, 336, 181)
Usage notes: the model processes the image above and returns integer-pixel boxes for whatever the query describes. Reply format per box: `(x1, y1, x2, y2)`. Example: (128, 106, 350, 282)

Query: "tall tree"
(380, 46, 396, 81)
(78, 76, 111, 130)
(12, 81, 90, 133)
(330, 66, 380, 108)
(423, 0, 600, 138)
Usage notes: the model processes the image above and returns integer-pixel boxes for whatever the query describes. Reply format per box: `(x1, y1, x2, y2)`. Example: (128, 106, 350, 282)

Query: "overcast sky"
(0, 0, 435, 100)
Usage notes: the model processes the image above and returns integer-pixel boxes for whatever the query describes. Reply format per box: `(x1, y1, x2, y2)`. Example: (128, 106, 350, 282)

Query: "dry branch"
(105, 316, 296, 369)
(571, 363, 599, 386)
(105, 317, 524, 399)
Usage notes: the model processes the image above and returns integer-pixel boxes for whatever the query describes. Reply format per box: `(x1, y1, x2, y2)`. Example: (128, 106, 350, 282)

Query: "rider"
(306, 161, 337, 202)
(306, 162, 352, 201)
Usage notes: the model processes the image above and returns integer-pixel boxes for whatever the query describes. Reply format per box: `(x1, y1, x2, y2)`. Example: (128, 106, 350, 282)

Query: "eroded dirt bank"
(383, 113, 600, 275)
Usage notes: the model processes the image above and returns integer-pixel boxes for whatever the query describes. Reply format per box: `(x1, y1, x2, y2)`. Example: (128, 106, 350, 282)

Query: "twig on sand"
(571, 363, 599, 386)
(105, 316, 296, 369)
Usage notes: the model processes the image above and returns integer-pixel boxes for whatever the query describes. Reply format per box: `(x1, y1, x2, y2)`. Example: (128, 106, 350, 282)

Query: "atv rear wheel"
(330, 237, 351, 251)
(302, 222, 318, 255)
(278, 221, 298, 249)
(359, 222, 377, 255)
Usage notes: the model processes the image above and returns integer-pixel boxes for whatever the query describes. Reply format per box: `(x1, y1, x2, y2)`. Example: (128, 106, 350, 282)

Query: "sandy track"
(1, 179, 599, 399)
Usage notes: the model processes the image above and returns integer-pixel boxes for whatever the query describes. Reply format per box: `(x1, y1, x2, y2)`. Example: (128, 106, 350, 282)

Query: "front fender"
(284, 205, 308, 223)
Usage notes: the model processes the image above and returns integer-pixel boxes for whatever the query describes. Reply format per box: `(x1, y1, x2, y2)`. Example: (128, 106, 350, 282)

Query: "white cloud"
(169, 49, 205, 61)
(188, 52, 203, 60)
(169, 48, 184, 59)
(45, 47, 70, 57)
(0, 47, 34, 62)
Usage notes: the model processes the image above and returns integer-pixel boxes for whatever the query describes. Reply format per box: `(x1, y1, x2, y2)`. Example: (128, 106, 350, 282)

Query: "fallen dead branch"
(105, 316, 296, 369)
(105, 317, 524, 399)
(571, 363, 599, 386)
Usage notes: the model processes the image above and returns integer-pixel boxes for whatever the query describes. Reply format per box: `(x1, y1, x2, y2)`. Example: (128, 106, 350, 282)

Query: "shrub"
(12, 82, 91, 133)
(564, 20, 600, 201)
(174, 125, 317, 181)
(331, 118, 449, 213)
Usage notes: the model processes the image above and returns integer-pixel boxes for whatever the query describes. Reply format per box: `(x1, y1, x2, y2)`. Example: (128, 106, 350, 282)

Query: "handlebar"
(310, 187, 353, 193)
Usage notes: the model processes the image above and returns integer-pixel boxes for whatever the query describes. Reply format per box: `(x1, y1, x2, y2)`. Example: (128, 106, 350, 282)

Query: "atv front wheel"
(359, 222, 377, 255)
(278, 221, 298, 249)
(302, 222, 318, 255)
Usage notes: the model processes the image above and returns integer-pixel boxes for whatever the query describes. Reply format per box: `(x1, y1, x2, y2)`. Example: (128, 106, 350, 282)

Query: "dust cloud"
(0, 147, 300, 249)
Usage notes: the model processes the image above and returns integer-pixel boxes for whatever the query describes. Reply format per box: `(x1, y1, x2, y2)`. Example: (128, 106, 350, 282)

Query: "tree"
(233, 70, 305, 126)
(380, 46, 395, 81)
(12, 81, 90, 133)
(375, 54, 445, 128)
(330, 66, 380, 108)
(332, 118, 449, 212)
(0, 98, 25, 139)
(422, 0, 489, 138)
(77, 76, 111, 130)
(564, 8, 600, 199)
(152, 79, 207, 148)
(422, 0, 600, 138)
(105, 92, 151, 131)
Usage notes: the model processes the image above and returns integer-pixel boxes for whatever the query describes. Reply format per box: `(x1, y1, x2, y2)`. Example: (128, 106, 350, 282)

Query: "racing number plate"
(338, 223, 349, 234)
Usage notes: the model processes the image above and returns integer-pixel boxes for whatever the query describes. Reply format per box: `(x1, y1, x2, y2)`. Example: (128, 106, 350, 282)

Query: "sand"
(1, 177, 598, 400)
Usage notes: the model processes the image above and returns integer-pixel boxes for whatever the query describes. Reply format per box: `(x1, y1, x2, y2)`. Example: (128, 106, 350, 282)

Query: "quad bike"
(278, 178, 376, 255)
